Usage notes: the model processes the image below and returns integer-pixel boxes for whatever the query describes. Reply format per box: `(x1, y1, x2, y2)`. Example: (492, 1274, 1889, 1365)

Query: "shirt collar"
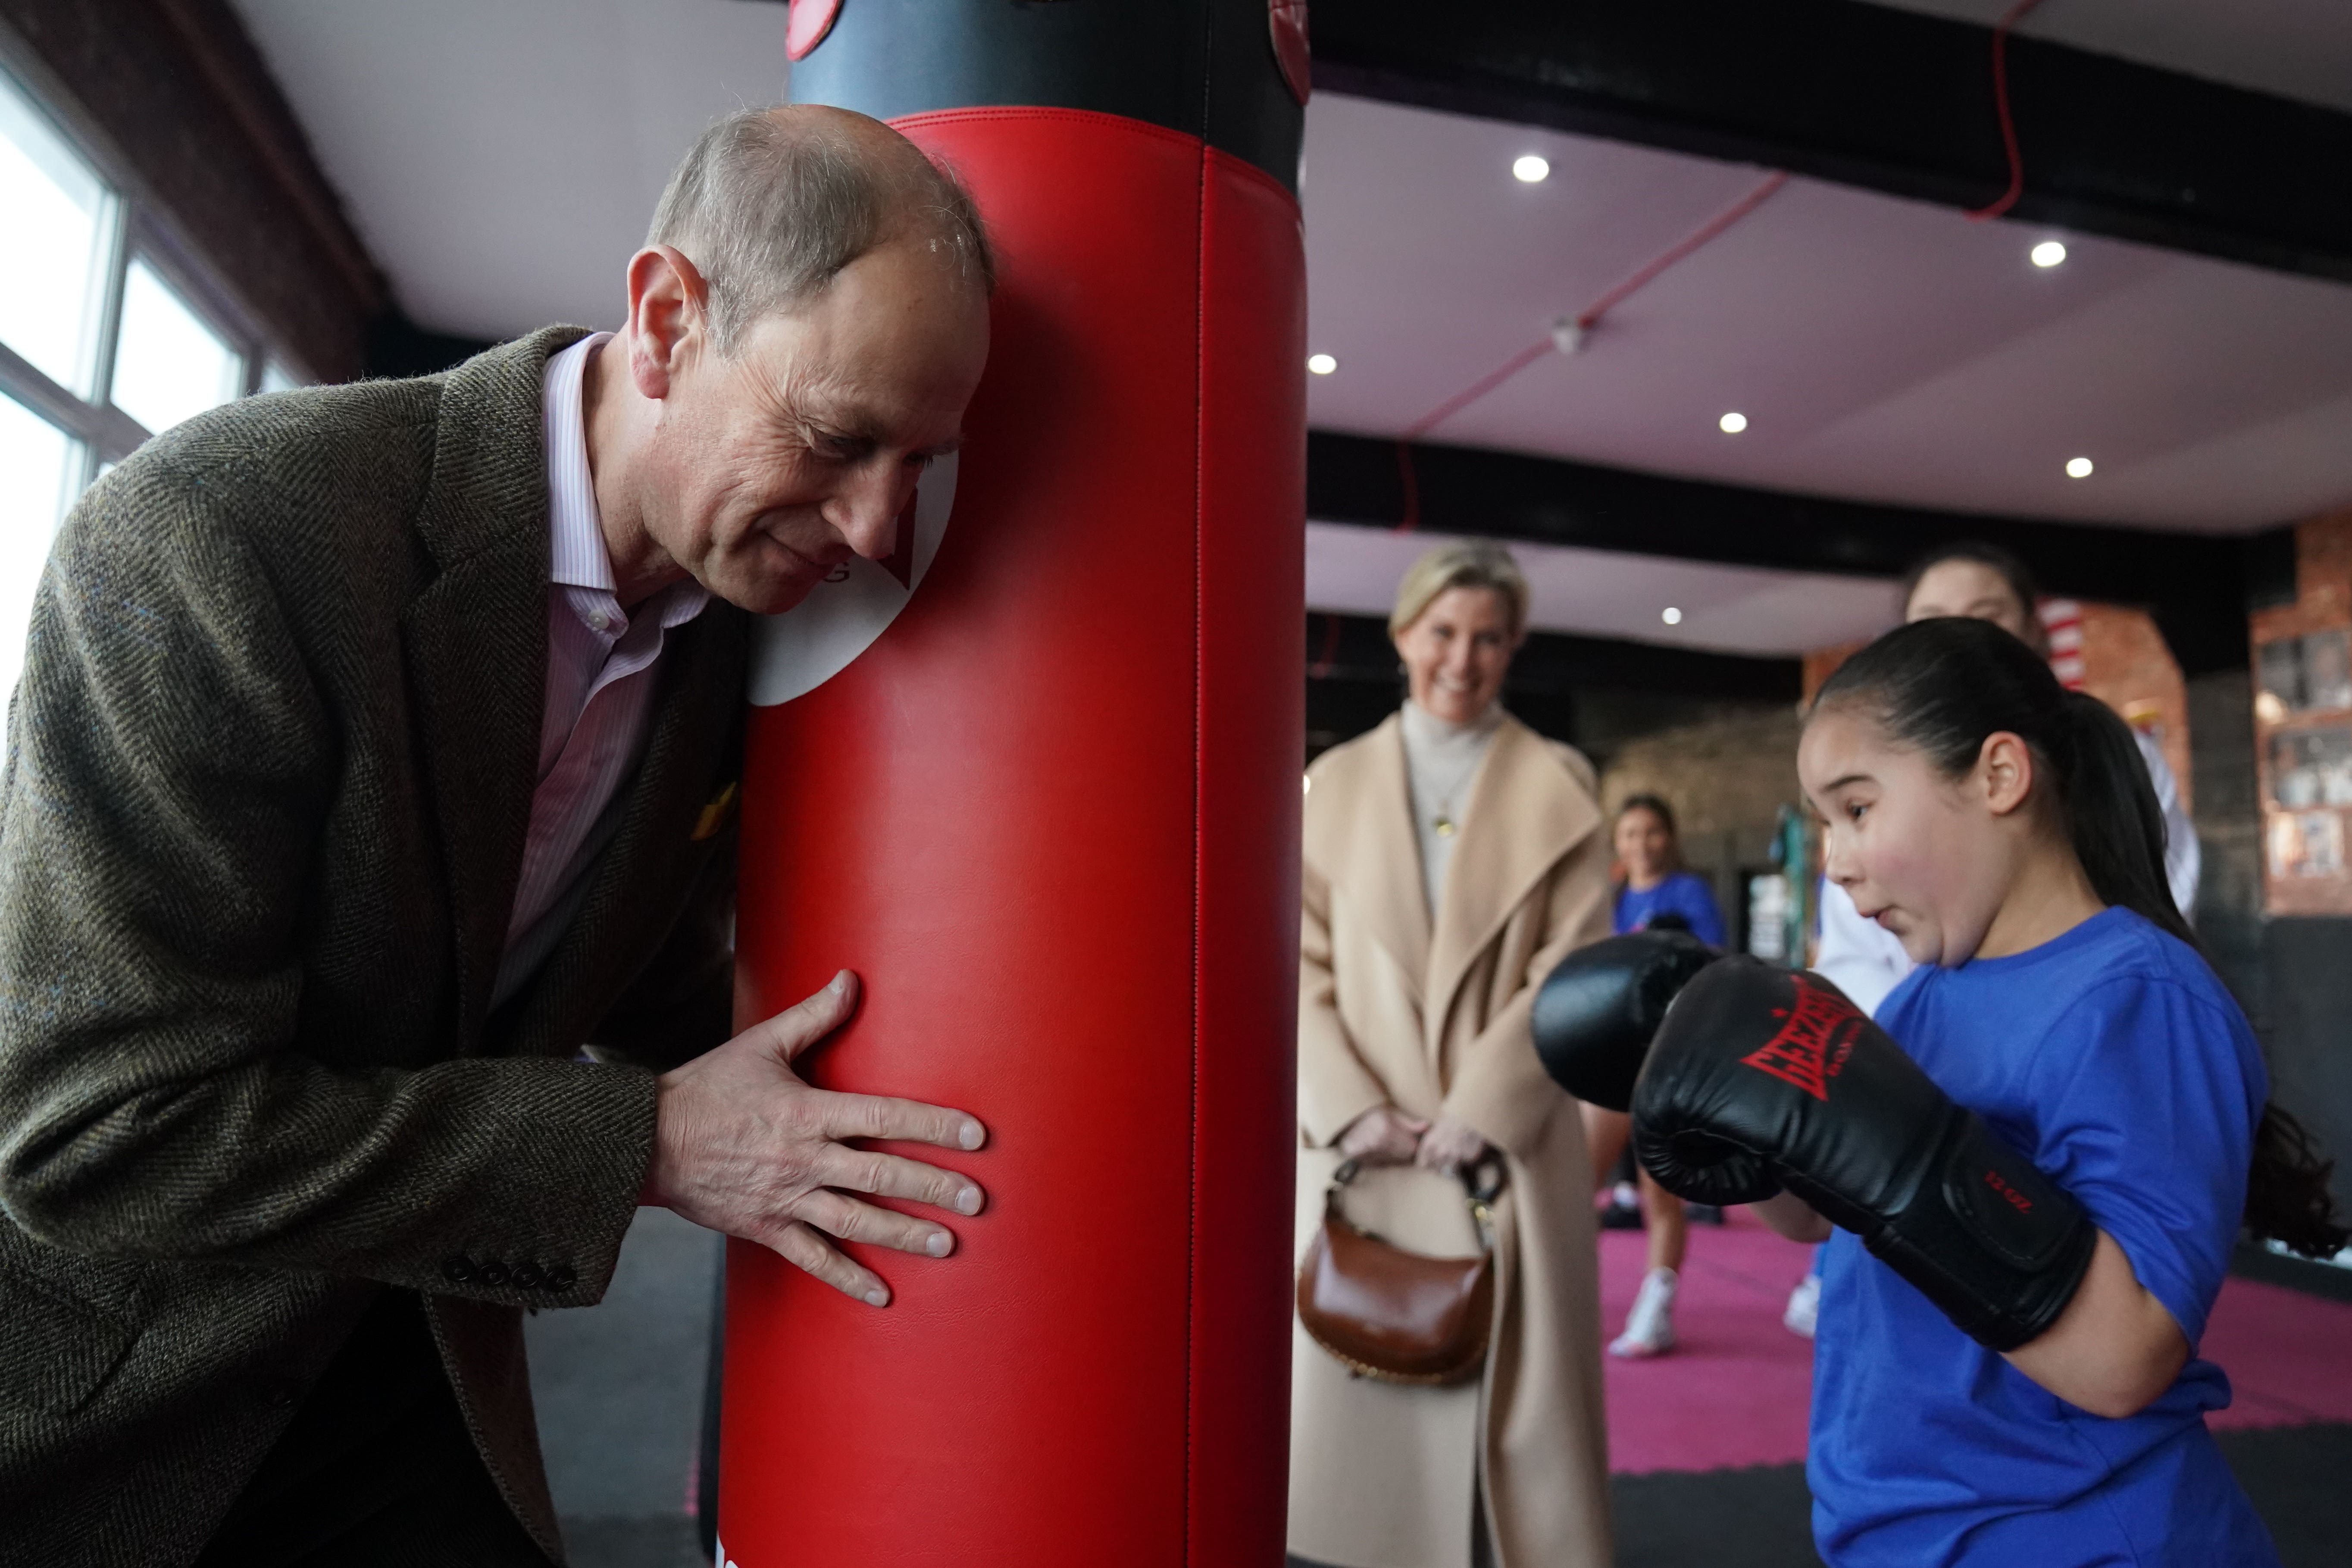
(544, 333, 617, 593)
(543, 332, 711, 626)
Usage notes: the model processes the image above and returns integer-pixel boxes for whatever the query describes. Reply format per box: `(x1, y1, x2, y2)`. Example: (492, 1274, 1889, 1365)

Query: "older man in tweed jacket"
(0, 107, 993, 1566)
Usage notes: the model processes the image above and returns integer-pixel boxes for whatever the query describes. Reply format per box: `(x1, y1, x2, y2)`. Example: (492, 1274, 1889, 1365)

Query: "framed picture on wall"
(2267, 725, 2352, 809)
(2257, 628, 2352, 724)
(2268, 809, 2346, 881)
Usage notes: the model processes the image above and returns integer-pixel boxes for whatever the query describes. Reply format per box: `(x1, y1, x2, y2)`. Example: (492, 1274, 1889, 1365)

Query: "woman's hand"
(1414, 1114, 1492, 1172)
(1337, 1105, 1428, 1164)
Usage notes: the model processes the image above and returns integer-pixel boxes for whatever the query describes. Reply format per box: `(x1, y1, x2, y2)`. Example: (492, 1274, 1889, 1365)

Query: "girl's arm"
(2003, 1230, 2187, 1418)
(1750, 1190, 1831, 1243)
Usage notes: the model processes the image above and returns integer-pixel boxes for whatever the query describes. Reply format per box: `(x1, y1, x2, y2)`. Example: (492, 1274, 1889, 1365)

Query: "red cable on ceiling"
(1964, 0, 2049, 221)
(1391, 169, 1792, 530)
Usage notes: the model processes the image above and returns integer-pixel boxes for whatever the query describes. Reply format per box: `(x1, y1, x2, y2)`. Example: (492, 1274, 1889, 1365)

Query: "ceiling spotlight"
(1513, 154, 1551, 184)
(2031, 240, 2068, 269)
(2065, 456, 2094, 479)
(1306, 353, 1337, 376)
(1718, 411, 1748, 434)
(1661, 607, 1683, 626)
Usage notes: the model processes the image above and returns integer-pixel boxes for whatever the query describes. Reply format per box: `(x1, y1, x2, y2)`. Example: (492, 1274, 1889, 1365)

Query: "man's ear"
(1978, 730, 2037, 817)
(625, 244, 712, 401)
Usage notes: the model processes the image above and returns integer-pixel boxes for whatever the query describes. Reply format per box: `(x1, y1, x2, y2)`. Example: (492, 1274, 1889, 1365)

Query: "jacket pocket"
(0, 1260, 136, 1415)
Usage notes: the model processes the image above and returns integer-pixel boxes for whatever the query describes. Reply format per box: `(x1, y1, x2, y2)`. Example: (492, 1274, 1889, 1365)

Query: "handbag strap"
(1327, 1156, 1506, 1251)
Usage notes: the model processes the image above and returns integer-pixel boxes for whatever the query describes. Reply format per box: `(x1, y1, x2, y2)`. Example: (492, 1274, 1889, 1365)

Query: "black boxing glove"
(1530, 930, 1717, 1112)
(1632, 957, 2097, 1352)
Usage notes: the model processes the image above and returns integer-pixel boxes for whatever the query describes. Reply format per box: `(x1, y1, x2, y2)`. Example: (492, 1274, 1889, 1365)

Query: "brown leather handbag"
(1296, 1158, 1502, 1385)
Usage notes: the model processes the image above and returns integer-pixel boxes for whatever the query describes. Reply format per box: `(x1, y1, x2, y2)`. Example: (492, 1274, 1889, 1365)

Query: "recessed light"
(1306, 353, 1337, 376)
(1661, 607, 1683, 626)
(2031, 240, 2068, 268)
(2065, 456, 2094, 478)
(1512, 154, 1550, 184)
(1718, 411, 1748, 434)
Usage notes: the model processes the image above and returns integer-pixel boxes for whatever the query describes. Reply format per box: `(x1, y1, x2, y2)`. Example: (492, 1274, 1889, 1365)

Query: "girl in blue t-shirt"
(1594, 795, 1726, 1354)
(1762, 617, 2345, 1566)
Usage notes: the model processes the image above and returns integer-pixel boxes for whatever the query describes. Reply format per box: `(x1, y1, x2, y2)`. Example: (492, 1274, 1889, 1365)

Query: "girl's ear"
(1977, 730, 2037, 817)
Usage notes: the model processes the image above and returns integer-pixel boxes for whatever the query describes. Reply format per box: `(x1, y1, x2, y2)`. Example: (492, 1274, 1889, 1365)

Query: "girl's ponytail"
(1817, 617, 2348, 1260)
(2055, 692, 2189, 945)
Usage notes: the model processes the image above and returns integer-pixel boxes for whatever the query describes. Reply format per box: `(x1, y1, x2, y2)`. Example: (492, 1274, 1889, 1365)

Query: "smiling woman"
(1294, 536, 1618, 1568)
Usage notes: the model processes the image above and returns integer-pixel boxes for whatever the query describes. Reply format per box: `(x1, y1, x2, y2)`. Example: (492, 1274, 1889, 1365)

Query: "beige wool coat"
(1291, 710, 1614, 1568)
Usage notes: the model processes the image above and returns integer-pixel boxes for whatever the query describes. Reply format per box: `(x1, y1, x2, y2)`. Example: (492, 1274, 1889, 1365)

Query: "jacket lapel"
(401, 326, 590, 1051)
(1425, 717, 1601, 1049)
(1348, 714, 1431, 1002)
(503, 604, 749, 1052)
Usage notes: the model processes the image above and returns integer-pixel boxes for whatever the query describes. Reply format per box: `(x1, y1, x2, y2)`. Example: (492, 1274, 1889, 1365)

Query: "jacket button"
(477, 1259, 511, 1287)
(441, 1255, 477, 1285)
(545, 1264, 577, 1292)
(511, 1261, 544, 1290)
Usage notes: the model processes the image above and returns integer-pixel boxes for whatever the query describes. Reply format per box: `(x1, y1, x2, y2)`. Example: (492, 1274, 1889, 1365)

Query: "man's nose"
(830, 465, 913, 560)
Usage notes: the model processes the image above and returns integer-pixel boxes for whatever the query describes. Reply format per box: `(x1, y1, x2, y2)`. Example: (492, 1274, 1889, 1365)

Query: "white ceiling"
(225, 0, 2352, 653)
(231, 0, 785, 339)
(1857, 0, 2352, 114)
(1300, 94, 2352, 535)
(1307, 524, 1898, 658)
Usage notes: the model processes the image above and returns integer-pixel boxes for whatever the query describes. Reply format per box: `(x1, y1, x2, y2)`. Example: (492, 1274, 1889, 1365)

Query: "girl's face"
(1395, 587, 1518, 726)
(1614, 808, 1674, 885)
(1799, 704, 2036, 967)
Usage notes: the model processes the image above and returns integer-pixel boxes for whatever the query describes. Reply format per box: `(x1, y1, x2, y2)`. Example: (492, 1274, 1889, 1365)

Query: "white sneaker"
(1783, 1274, 1820, 1339)
(1610, 1266, 1678, 1358)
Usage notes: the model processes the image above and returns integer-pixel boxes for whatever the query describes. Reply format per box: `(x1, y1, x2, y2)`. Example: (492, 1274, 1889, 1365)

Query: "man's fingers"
(795, 1190, 958, 1258)
(814, 1145, 985, 1216)
(766, 1219, 890, 1307)
(740, 971, 861, 1065)
(812, 1088, 986, 1153)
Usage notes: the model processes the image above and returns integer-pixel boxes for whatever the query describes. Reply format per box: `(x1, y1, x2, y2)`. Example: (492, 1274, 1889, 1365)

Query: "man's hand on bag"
(640, 970, 985, 1307)
(1337, 1105, 1428, 1165)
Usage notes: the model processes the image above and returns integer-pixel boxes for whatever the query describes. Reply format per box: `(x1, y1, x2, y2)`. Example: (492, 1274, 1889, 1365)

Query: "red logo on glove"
(1741, 975, 1864, 1101)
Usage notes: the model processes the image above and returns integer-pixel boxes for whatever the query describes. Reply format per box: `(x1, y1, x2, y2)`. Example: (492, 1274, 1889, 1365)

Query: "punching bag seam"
(888, 104, 1206, 157)
(1184, 119, 1209, 1568)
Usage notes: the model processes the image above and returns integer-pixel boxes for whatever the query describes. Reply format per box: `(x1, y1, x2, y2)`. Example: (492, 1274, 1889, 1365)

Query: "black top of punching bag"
(787, 0, 1306, 194)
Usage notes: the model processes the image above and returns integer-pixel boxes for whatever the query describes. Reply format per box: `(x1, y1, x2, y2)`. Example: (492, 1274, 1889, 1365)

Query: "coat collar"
(1348, 713, 1432, 1000)
(1425, 715, 1602, 1044)
(401, 325, 592, 1048)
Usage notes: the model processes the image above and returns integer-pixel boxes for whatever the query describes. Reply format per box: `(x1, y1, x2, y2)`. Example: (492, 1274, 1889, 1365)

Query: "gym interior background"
(3, 2, 2352, 1565)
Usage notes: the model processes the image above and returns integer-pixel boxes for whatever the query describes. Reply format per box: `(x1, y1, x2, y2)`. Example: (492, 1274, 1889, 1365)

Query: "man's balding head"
(647, 105, 995, 353)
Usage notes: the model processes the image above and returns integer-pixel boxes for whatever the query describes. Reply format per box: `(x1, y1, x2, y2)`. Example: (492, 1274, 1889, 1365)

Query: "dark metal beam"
(1308, 430, 2263, 676)
(1313, 0, 2352, 285)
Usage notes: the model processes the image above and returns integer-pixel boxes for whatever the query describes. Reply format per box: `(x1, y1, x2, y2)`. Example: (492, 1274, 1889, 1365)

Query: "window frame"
(0, 35, 310, 500)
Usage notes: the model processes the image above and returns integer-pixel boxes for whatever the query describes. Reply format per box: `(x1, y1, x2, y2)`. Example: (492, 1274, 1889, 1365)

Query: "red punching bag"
(719, 3, 1307, 1565)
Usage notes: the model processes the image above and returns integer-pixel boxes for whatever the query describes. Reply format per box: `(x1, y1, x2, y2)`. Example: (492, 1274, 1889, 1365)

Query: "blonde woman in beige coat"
(1291, 541, 1614, 1568)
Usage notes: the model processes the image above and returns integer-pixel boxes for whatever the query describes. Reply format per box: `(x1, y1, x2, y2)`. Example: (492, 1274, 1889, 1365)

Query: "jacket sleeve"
(1298, 861, 1389, 1148)
(1441, 798, 1614, 1160)
(0, 470, 655, 1309)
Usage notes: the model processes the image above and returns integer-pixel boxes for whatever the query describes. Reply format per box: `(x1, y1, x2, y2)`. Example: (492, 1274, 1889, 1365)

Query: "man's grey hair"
(647, 108, 996, 351)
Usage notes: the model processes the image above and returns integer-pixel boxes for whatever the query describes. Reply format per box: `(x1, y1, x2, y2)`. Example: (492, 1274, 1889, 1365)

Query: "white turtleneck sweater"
(1399, 699, 1505, 914)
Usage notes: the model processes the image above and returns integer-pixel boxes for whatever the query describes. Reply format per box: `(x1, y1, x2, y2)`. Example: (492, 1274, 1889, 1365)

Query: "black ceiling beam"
(1313, 0, 2352, 285)
(1308, 609, 1800, 703)
(1309, 430, 2261, 676)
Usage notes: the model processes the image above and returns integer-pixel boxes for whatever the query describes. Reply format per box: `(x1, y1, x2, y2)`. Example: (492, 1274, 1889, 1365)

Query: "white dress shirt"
(491, 333, 711, 1008)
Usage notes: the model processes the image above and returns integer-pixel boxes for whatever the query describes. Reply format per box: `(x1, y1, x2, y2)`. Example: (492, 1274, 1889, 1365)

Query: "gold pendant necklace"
(1434, 811, 1457, 838)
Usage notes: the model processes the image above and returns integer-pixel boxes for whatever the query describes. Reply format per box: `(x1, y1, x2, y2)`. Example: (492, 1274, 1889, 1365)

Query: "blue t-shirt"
(1613, 870, 1726, 946)
(1809, 907, 2276, 1568)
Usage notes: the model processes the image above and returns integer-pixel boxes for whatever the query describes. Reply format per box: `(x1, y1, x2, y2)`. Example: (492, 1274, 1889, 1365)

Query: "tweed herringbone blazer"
(0, 327, 749, 1565)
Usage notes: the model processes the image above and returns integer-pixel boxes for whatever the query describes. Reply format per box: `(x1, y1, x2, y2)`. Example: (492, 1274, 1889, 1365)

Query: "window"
(0, 61, 305, 700)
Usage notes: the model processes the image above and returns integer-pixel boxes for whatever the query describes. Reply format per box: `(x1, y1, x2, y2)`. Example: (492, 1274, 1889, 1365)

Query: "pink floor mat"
(1598, 1208, 2352, 1475)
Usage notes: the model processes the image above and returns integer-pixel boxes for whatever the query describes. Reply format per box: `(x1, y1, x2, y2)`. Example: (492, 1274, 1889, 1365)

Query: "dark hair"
(1616, 793, 1679, 838)
(1815, 617, 2347, 1258)
(1900, 540, 2042, 624)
